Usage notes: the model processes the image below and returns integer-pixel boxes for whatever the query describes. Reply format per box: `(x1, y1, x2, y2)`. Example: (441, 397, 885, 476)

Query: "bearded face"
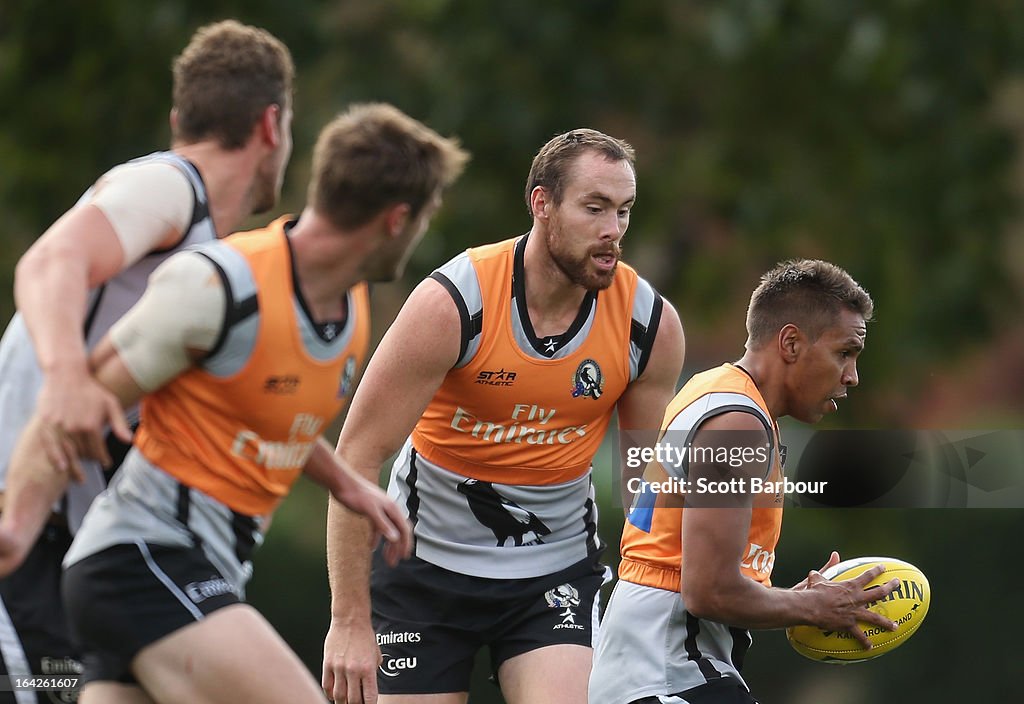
(545, 213, 621, 291)
(539, 151, 635, 291)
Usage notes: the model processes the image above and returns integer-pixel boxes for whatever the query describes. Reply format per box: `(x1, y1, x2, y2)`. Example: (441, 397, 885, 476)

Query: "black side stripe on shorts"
(582, 492, 599, 553)
(406, 448, 422, 549)
(730, 626, 752, 672)
(685, 611, 723, 682)
(176, 483, 191, 527)
(231, 513, 258, 564)
(174, 483, 205, 548)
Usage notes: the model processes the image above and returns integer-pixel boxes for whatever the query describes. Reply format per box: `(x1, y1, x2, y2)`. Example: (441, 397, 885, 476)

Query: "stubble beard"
(250, 156, 283, 215)
(545, 218, 619, 291)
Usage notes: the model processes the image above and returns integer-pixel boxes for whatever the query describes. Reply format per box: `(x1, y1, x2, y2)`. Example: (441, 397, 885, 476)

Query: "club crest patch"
(544, 583, 581, 609)
(571, 358, 604, 400)
(338, 356, 357, 398)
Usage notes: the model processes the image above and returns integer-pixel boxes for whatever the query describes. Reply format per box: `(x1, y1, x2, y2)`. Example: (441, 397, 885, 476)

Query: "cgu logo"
(740, 542, 775, 575)
(379, 655, 418, 678)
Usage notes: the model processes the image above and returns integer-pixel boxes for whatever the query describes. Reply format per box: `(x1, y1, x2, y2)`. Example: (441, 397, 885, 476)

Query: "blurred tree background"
(2, 1, 1022, 701)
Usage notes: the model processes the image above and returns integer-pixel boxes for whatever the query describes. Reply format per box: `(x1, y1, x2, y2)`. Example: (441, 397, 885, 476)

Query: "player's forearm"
(306, 440, 388, 502)
(326, 496, 375, 622)
(683, 577, 822, 631)
(14, 244, 90, 373)
(304, 440, 345, 496)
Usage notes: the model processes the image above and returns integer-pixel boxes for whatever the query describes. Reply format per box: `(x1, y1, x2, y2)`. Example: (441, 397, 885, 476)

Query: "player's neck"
(172, 141, 264, 238)
(287, 209, 368, 320)
(521, 228, 590, 329)
(733, 352, 788, 419)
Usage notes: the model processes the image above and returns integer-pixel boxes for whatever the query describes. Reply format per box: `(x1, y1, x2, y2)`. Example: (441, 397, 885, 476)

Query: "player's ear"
(779, 324, 802, 363)
(385, 203, 412, 238)
(530, 186, 550, 220)
(259, 104, 285, 148)
(169, 108, 179, 133)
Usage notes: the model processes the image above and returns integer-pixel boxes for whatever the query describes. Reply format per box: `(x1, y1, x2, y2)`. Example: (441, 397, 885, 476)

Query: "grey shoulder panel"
(628, 277, 662, 382)
(430, 251, 483, 368)
(661, 392, 774, 481)
(191, 243, 259, 378)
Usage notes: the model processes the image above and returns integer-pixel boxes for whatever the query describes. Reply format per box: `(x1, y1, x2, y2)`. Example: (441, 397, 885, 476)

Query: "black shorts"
(630, 678, 759, 704)
(0, 524, 81, 704)
(62, 541, 240, 684)
(370, 550, 606, 694)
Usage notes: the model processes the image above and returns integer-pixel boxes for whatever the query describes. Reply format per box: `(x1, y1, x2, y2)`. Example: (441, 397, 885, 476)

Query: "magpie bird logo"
(571, 359, 604, 400)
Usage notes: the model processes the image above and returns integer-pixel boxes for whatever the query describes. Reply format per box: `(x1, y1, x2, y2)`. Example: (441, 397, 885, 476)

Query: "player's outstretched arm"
(323, 277, 460, 704)
(0, 337, 144, 578)
(0, 414, 81, 576)
(679, 412, 900, 649)
(304, 439, 412, 567)
(0, 252, 219, 577)
(615, 299, 685, 510)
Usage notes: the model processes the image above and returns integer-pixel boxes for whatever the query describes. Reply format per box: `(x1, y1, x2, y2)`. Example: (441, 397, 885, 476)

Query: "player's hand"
(802, 554, 900, 650)
(323, 618, 381, 704)
(36, 368, 131, 480)
(792, 551, 841, 591)
(0, 414, 78, 575)
(328, 466, 412, 568)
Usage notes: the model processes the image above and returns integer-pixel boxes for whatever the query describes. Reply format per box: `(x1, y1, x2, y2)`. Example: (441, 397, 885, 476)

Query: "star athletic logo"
(264, 374, 300, 394)
(545, 584, 585, 631)
(475, 368, 518, 387)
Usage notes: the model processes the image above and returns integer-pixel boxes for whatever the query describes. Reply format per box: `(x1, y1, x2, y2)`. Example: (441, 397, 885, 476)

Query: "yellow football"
(786, 556, 930, 664)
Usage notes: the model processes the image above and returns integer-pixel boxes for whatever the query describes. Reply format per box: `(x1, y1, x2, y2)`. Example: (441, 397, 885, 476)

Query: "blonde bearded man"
(323, 129, 685, 704)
